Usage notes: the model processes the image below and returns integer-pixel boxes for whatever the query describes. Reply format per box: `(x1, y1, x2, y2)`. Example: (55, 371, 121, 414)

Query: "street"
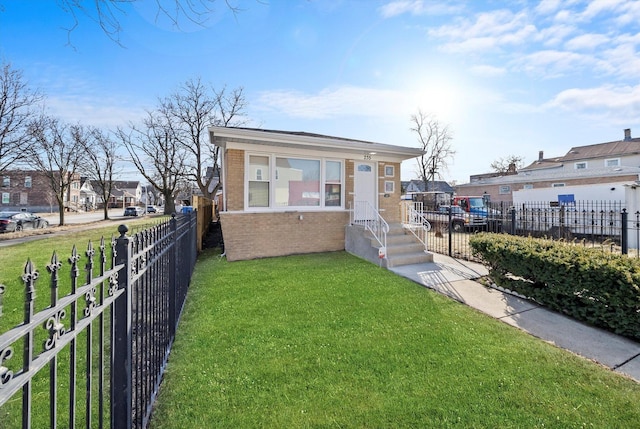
(0, 208, 157, 248)
(41, 208, 128, 225)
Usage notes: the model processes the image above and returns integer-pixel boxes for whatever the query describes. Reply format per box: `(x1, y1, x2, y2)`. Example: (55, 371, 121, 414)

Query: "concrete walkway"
(389, 253, 640, 383)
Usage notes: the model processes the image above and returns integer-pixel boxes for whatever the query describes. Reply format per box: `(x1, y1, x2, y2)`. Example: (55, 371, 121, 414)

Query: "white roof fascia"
(208, 127, 424, 162)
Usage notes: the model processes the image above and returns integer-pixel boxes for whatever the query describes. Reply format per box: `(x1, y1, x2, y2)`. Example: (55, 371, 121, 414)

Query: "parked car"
(422, 205, 486, 232)
(123, 206, 145, 217)
(146, 205, 157, 213)
(0, 211, 49, 233)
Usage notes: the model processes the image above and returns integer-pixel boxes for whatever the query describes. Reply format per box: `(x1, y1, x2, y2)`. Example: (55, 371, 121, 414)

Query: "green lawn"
(150, 250, 640, 429)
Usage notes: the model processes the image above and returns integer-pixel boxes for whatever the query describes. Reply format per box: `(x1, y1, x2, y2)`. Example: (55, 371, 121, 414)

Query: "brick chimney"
(624, 128, 631, 141)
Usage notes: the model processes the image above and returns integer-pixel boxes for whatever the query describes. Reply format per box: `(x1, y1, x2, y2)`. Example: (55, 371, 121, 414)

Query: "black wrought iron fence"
(425, 201, 640, 261)
(0, 212, 197, 429)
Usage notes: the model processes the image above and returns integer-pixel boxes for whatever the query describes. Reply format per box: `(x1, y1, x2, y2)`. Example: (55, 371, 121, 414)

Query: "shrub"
(469, 233, 640, 340)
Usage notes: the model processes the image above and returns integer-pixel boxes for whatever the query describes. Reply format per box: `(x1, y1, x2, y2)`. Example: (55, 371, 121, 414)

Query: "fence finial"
(118, 224, 129, 237)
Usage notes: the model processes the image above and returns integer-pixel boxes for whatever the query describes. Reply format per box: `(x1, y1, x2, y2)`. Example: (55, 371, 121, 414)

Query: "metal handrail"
(350, 201, 389, 253)
(400, 201, 430, 252)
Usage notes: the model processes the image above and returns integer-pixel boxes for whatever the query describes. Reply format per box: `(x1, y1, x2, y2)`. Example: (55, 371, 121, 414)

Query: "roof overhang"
(208, 126, 424, 162)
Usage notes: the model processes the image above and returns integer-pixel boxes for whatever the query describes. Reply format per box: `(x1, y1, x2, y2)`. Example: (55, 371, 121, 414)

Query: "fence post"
(168, 215, 177, 339)
(621, 209, 628, 255)
(447, 206, 452, 257)
(112, 225, 132, 429)
(510, 207, 516, 235)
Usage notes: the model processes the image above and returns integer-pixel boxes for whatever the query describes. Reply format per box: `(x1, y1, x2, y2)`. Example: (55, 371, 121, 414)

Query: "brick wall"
(345, 160, 354, 210)
(1, 170, 58, 211)
(220, 211, 349, 261)
(225, 149, 245, 211)
(378, 162, 401, 223)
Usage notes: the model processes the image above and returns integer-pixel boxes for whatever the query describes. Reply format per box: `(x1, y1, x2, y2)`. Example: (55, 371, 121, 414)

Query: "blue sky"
(1, 0, 639, 184)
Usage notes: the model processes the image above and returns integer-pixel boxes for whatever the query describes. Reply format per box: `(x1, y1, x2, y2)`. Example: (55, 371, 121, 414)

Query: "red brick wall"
(0, 170, 75, 211)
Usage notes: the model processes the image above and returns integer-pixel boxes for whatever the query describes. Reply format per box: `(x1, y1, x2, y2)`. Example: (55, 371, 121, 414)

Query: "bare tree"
(28, 116, 85, 226)
(490, 155, 524, 174)
(80, 127, 121, 220)
(118, 109, 186, 214)
(162, 78, 247, 199)
(0, 62, 43, 173)
(410, 110, 455, 190)
(57, 0, 242, 46)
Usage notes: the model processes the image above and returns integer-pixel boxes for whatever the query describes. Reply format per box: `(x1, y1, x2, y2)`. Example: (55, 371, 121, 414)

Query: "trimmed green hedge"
(469, 233, 640, 341)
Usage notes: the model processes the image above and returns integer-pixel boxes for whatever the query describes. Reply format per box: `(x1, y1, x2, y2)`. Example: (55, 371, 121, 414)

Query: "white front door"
(354, 161, 377, 220)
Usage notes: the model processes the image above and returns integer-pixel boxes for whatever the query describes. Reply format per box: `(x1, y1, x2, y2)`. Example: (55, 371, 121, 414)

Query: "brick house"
(0, 170, 81, 212)
(455, 129, 640, 203)
(209, 127, 424, 262)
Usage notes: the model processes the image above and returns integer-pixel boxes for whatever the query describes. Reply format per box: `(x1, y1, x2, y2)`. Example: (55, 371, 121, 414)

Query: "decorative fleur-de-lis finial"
(47, 252, 62, 274)
(86, 240, 95, 258)
(69, 245, 81, 264)
(22, 259, 39, 301)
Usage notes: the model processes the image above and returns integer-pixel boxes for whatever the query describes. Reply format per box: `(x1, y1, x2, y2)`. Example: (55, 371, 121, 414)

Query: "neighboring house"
(90, 180, 141, 208)
(209, 126, 424, 262)
(114, 181, 142, 203)
(455, 128, 640, 203)
(80, 177, 97, 210)
(0, 170, 80, 212)
(141, 184, 163, 206)
(402, 179, 455, 194)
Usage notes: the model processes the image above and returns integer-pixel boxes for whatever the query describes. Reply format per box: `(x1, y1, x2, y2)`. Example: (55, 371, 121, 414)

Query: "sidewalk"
(389, 253, 640, 383)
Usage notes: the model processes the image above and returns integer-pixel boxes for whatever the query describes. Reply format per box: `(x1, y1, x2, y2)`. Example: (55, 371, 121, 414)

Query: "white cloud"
(469, 65, 506, 77)
(564, 33, 610, 50)
(535, 0, 562, 15)
(46, 94, 147, 128)
(255, 86, 412, 119)
(429, 10, 537, 53)
(537, 23, 577, 47)
(546, 84, 640, 124)
(601, 42, 640, 79)
(512, 49, 610, 78)
(581, 0, 628, 20)
(378, 0, 462, 18)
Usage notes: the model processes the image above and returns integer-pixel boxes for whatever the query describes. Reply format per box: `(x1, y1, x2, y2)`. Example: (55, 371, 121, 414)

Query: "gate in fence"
(0, 212, 197, 429)
(423, 201, 640, 261)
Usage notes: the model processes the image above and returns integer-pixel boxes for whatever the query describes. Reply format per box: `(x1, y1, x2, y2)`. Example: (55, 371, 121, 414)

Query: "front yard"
(150, 250, 640, 428)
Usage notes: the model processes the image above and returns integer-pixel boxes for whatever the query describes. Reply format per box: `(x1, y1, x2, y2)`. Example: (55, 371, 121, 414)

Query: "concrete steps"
(383, 224, 433, 268)
(345, 222, 432, 268)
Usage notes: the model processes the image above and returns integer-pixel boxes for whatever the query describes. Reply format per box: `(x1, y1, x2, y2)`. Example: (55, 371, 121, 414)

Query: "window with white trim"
(385, 181, 395, 193)
(2, 176, 9, 187)
(1, 192, 8, 203)
(24, 176, 32, 188)
(275, 157, 320, 207)
(325, 160, 342, 206)
(522, 184, 533, 190)
(605, 158, 620, 167)
(248, 155, 270, 207)
(574, 162, 587, 169)
(247, 154, 343, 210)
(384, 165, 394, 177)
(499, 185, 511, 194)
